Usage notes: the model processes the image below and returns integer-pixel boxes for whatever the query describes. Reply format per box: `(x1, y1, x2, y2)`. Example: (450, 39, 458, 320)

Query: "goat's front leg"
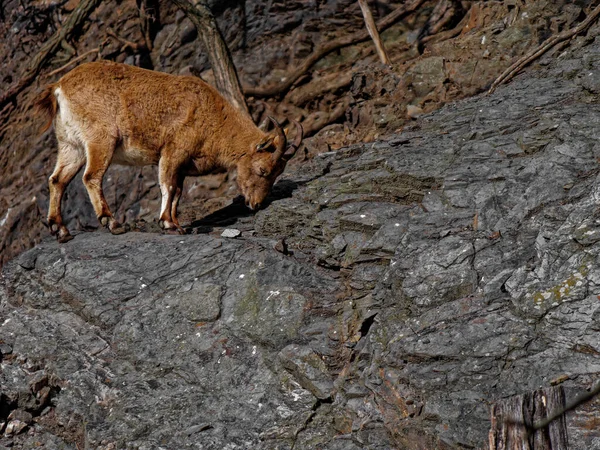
(158, 157, 185, 235)
(83, 140, 126, 235)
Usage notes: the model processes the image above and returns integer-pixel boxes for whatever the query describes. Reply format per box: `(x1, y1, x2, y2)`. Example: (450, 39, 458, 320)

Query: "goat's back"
(55, 61, 237, 148)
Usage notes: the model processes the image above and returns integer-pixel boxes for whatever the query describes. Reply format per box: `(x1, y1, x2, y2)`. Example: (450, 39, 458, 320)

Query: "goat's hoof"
(109, 221, 128, 235)
(57, 227, 73, 243)
(49, 223, 59, 235)
(159, 220, 184, 234)
(100, 216, 109, 226)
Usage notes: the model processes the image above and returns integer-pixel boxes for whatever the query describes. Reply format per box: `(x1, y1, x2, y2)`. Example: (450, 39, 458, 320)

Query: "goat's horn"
(268, 116, 287, 162)
(283, 120, 303, 161)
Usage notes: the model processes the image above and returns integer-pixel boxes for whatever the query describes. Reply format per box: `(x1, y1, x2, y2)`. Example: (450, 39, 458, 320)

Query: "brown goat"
(35, 61, 302, 243)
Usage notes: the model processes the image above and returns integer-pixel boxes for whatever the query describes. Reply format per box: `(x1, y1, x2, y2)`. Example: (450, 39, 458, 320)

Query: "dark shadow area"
(188, 196, 253, 233)
(188, 178, 300, 233)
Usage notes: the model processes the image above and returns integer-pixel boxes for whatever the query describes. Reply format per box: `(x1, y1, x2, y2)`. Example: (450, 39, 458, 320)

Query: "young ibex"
(35, 61, 302, 243)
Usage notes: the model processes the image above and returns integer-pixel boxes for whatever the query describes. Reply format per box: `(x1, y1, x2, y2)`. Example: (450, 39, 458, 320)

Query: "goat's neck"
(213, 113, 264, 170)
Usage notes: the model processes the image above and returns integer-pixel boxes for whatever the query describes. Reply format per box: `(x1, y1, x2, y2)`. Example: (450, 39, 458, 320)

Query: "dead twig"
(358, 0, 390, 66)
(244, 0, 426, 98)
(44, 46, 104, 78)
(488, 3, 600, 94)
(107, 28, 147, 53)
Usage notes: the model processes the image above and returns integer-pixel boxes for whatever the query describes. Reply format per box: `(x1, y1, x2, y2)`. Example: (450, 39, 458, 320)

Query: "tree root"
(303, 100, 349, 137)
(421, 4, 470, 46)
(243, 0, 426, 98)
(0, 0, 103, 111)
(488, 3, 600, 95)
(287, 72, 354, 106)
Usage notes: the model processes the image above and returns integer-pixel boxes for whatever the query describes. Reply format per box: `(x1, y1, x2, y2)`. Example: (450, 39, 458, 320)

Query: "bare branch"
(358, 0, 390, 66)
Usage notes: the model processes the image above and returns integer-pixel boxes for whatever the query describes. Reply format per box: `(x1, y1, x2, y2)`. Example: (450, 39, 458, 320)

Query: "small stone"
(29, 372, 48, 393)
(8, 409, 33, 425)
(5, 419, 27, 435)
(185, 423, 212, 436)
(279, 344, 334, 400)
(406, 104, 424, 119)
(0, 343, 12, 355)
(221, 228, 241, 238)
(274, 237, 290, 255)
(37, 386, 52, 407)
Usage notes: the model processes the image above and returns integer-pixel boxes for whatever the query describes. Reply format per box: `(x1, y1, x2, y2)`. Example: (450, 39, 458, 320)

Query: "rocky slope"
(0, 0, 589, 265)
(3, 22, 600, 449)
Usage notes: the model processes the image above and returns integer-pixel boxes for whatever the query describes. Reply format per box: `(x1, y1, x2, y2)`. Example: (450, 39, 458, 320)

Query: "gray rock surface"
(4, 33, 600, 450)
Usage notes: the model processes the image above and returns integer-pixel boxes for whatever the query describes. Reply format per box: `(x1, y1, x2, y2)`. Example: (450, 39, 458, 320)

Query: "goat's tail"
(33, 84, 58, 134)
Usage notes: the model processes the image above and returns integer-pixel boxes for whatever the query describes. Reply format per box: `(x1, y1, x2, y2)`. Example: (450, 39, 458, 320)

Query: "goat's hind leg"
(83, 140, 127, 235)
(170, 173, 185, 234)
(158, 157, 185, 235)
(48, 141, 85, 243)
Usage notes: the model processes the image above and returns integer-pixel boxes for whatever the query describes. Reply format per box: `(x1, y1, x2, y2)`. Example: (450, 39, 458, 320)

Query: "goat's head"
(237, 117, 303, 210)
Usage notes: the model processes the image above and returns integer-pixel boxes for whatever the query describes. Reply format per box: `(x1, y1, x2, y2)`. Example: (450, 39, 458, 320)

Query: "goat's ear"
(255, 135, 274, 152)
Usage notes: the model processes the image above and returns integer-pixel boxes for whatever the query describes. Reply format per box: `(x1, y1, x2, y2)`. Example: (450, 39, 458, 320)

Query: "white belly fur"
(112, 144, 158, 166)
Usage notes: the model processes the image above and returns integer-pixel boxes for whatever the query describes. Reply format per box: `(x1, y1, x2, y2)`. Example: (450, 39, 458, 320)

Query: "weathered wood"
(489, 386, 568, 450)
(169, 0, 250, 118)
(357, 0, 390, 66)
(0, 0, 103, 110)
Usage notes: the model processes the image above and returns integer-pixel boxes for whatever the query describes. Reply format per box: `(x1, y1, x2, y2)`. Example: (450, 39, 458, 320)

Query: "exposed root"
(243, 0, 426, 98)
(302, 100, 349, 137)
(488, 3, 600, 94)
(0, 0, 103, 111)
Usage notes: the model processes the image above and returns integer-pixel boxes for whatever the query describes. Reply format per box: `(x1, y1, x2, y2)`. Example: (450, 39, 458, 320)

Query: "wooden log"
(357, 0, 390, 66)
(489, 386, 568, 450)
